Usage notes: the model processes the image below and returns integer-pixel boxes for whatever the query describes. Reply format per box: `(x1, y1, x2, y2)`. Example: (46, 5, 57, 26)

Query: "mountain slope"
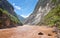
(0, 0, 22, 29)
(24, 0, 55, 25)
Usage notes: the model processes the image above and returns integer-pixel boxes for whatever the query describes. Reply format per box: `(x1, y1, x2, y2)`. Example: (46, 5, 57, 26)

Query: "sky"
(8, 0, 38, 18)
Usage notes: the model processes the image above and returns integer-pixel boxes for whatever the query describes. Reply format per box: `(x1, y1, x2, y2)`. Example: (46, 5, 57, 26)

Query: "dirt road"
(0, 25, 57, 38)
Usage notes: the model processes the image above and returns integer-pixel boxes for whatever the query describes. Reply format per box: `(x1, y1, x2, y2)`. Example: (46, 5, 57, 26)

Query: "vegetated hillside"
(0, 0, 22, 29)
(38, 0, 60, 29)
(0, 0, 16, 16)
(42, 4, 60, 28)
(24, 0, 60, 28)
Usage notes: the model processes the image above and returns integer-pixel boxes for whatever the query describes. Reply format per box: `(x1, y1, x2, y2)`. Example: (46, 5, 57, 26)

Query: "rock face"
(24, 0, 55, 25)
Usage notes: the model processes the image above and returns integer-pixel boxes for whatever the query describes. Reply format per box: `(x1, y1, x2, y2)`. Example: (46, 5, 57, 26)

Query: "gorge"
(0, 0, 60, 38)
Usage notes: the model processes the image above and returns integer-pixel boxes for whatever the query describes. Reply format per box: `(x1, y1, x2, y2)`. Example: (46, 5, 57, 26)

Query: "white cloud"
(13, 3, 21, 10)
(21, 12, 33, 18)
(21, 15, 29, 18)
(14, 6, 21, 10)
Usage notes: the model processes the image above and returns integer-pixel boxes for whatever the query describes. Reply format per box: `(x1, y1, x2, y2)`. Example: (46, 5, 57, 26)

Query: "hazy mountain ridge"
(17, 15, 25, 23)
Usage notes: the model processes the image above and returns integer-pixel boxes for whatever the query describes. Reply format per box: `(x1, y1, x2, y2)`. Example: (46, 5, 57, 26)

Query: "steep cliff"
(24, 0, 60, 25)
(24, 0, 53, 25)
(0, 0, 18, 17)
(0, 0, 22, 29)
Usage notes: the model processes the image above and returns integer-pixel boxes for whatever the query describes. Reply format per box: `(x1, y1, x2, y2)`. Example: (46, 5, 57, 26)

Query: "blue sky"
(8, 0, 38, 18)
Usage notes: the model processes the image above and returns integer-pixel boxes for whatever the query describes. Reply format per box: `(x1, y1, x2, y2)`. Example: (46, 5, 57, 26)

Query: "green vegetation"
(38, 0, 60, 29)
(0, 8, 22, 24)
(44, 4, 60, 29)
(51, 0, 57, 3)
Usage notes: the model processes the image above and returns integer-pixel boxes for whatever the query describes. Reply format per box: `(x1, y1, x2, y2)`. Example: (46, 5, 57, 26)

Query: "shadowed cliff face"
(0, 0, 22, 29)
(0, 0, 16, 16)
(0, 25, 57, 38)
(0, 13, 11, 28)
(24, 0, 59, 25)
